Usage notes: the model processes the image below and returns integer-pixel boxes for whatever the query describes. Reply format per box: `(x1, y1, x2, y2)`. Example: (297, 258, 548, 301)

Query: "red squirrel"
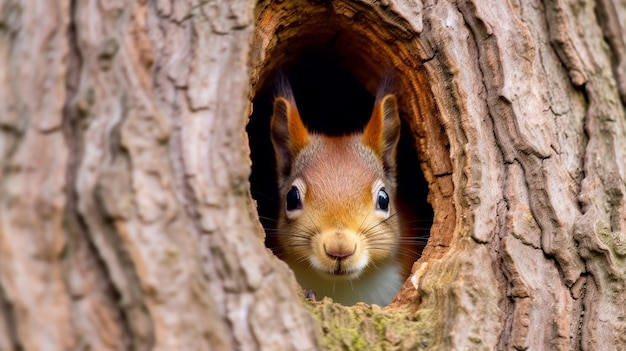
(269, 79, 403, 306)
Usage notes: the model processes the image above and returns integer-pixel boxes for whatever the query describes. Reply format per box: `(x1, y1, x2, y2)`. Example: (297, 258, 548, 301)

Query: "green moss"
(304, 298, 431, 350)
(350, 330, 367, 350)
(375, 315, 386, 334)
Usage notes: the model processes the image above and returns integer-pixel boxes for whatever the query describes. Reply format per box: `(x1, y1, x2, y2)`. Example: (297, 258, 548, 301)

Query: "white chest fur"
(289, 259, 403, 306)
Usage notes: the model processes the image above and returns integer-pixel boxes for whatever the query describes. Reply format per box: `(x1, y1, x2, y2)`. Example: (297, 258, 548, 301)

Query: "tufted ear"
(270, 97, 310, 180)
(363, 94, 401, 173)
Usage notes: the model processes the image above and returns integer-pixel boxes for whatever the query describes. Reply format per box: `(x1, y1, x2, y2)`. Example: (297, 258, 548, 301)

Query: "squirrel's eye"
(376, 189, 390, 211)
(286, 186, 302, 211)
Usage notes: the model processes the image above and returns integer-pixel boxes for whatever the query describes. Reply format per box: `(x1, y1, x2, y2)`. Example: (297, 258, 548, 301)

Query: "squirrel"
(268, 78, 404, 306)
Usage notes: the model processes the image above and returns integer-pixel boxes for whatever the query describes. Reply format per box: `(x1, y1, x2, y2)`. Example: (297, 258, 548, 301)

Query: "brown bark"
(1, 0, 626, 350)
(1, 0, 316, 350)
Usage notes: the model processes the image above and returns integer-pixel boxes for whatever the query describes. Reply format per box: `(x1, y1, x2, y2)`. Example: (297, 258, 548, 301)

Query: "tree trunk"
(1, 0, 625, 350)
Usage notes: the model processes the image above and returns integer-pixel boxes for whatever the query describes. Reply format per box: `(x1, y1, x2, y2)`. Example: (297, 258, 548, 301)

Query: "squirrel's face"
(276, 137, 400, 280)
(269, 85, 402, 281)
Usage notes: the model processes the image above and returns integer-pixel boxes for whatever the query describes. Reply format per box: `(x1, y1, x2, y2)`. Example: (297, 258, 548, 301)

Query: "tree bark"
(1, 0, 625, 351)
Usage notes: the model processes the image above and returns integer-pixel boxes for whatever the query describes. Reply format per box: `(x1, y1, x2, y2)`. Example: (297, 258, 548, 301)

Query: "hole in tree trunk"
(248, 1, 451, 307)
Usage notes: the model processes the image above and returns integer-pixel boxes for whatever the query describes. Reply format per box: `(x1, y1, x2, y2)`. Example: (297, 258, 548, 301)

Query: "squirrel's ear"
(363, 94, 401, 173)
(270, 97, 309, 179)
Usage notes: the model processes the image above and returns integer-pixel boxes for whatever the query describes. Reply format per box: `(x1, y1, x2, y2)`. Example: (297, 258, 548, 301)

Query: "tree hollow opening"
(248, 1, 453, 306)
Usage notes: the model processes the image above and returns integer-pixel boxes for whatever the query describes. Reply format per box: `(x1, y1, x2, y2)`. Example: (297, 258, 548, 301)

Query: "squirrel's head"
(270, 89, 401, 280)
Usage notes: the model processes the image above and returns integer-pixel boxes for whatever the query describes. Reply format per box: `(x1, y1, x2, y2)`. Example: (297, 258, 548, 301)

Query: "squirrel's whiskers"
(270, 78, 404, 306)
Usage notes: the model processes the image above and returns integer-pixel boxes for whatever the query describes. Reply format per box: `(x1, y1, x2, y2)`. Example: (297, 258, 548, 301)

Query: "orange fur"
(270, 87, 403, 306)
(363, 103, 384, 155)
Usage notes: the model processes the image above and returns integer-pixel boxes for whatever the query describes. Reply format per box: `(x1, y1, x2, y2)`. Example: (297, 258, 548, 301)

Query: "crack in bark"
(0, 1, 22, 349)
(494, 198, 515, 351)
(0, 279, 21, 351)
(594, 0, 626, 105)
(571, 273, 587, 350)
(61, 0, 137, 349)
(542, 0, 588, 87)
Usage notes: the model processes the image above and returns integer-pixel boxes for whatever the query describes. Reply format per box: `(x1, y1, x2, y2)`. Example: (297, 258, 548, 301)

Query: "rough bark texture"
(1, 0, 626, 351)
(0, 0, 317, 350)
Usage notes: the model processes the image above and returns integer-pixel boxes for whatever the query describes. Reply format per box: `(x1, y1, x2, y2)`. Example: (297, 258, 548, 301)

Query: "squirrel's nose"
(323, 243, 357, 261)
